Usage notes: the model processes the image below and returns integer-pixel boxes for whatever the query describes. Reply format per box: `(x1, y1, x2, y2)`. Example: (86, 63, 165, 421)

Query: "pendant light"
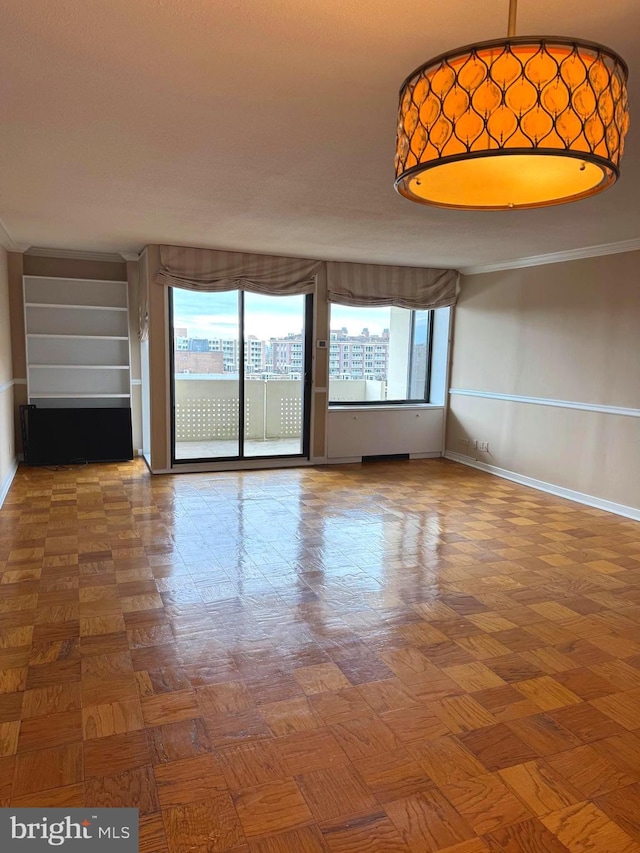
(394, 0, 630, 209)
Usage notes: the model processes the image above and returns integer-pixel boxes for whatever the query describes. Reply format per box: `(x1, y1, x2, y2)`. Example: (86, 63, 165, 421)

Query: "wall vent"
(362, 453, 410, 463)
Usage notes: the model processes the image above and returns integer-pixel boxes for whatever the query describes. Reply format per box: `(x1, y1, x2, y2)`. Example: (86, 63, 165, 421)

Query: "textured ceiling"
(0, 0, 639, 268)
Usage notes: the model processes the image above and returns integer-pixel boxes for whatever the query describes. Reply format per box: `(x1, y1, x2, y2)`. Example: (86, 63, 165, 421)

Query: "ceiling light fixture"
(394, 0, 629, 209)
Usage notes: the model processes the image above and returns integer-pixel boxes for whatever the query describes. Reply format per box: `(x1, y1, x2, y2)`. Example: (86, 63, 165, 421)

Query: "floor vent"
(362, 453, 410, 463)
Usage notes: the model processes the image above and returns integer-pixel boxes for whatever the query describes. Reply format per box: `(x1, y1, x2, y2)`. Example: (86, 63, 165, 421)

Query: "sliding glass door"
(171, 289, 311, 463)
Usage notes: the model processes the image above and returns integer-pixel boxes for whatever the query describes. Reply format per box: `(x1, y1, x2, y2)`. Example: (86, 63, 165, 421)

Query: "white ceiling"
(1, 0, 639, 269)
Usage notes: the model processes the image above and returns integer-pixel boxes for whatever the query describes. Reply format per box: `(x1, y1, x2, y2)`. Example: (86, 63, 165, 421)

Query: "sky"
(172, 289, 393, 339)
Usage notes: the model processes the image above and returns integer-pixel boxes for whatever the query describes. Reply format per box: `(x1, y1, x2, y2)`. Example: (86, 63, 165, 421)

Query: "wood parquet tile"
(1, 457, 639, 851)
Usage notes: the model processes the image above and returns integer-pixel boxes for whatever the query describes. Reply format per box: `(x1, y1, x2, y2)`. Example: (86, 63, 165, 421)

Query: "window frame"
(328, 306, 434, 407)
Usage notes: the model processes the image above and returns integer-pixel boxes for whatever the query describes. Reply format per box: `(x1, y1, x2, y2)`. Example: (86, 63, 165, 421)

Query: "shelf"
(24, 275, 127, 284)
(27, 337, 130, 369)
(25, 303, 128, 312)
(28, 397, 131, 409)
(29, 364, 130, 370)
(24, 275, 132, 413)
(24, 277, 128, 310)
(34, 393, 132, 399)
(25, 304, 128, 336)
(27, 334, 129, 340)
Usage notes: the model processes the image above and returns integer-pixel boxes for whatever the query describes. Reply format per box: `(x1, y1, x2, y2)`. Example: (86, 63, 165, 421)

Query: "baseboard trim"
(444, 451, 640, 521)
(0, 458, 19, 509)
(156, 458, 317, 475)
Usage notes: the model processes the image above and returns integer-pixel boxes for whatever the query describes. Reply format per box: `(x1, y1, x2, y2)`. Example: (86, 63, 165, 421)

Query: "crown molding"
(120, 252, 141, 262)
(0, 218, 30, 253)
(459, 237, 640, 276)
(26, 247, 127, 263)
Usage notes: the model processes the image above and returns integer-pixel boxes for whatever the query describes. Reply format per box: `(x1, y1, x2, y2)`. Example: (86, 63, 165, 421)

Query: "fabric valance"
(155, 244, 459, 311)
(326, 261, 458, 310)
(155, 245, 322, 295)
(129, 258, 148, 342)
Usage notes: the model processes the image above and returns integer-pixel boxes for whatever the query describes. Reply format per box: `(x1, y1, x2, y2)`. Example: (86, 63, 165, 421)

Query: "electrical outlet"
(479, 441, 489, 452)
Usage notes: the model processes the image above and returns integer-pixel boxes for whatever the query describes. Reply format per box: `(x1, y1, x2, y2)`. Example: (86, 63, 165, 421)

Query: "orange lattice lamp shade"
(395, 38, 629, 209)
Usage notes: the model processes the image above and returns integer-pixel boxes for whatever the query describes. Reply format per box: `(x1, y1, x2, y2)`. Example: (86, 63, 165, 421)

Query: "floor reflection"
(5, 457, 640, 850)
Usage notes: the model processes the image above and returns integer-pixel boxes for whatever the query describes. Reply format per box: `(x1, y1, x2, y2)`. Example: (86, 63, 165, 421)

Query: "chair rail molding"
(449, 388, 640, 419)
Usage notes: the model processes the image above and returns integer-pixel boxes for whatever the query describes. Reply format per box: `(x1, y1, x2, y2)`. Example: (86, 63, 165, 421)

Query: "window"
(170, 288, 312, 461)
(328, 304, 432, 404)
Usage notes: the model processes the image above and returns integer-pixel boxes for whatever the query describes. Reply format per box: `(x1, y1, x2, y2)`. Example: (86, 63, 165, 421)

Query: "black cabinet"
(24, 407, 133, 465)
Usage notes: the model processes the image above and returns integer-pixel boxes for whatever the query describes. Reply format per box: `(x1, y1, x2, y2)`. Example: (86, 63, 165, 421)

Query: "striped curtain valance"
(155, 245, 322, 295)
(130, 258, 148, 342)
(326, 261, 458, 310)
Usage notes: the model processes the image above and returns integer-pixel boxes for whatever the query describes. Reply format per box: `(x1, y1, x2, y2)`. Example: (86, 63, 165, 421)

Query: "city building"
(174, 349, 224, 374)
(269, 334, 304, 376)
(245, 335, 266, 373)
(328, 326, 390, 380)
(172, 334, 267, 375)
(206, 338, 238, 372)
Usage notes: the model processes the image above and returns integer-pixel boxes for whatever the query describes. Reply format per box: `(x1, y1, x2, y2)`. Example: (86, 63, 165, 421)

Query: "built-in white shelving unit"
(24, 276, 131, 409)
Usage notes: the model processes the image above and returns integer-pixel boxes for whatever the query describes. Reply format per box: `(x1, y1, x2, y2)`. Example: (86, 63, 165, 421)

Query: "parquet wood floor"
(1, 458, 639, 852)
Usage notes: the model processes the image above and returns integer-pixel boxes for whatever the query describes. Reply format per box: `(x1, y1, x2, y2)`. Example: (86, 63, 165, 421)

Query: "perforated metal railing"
(174, 383, 302, 441)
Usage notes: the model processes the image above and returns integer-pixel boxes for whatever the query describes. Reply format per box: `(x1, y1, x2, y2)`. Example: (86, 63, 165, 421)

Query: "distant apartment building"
(328, 327, 390, 380)
(189, 338, 210, 353)
(173, 332, 266, 374)
(175, 327, 189, 351)
(173, 327, 391, 381)
(206, 338, 238, 372)
(270, 334, 304, 375)
(174, 350, 224, 374)
(245, 336, 266, 372)
(265, 328, 390, 380)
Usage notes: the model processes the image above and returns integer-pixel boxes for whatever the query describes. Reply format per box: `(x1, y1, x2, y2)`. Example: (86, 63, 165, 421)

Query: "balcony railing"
(174, 377, 385, 443)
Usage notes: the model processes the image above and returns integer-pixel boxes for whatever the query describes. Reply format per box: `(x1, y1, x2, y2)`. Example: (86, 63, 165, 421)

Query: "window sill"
(328, 403, 445, 412)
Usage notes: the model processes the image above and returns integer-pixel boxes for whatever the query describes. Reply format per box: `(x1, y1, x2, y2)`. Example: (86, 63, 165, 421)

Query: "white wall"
(0, 247, 17, 507)
(327, 406, 444, 459)
(447, 251, 640, 516)
(387, 306, 411, 400)
(138, 251, 151, 465)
